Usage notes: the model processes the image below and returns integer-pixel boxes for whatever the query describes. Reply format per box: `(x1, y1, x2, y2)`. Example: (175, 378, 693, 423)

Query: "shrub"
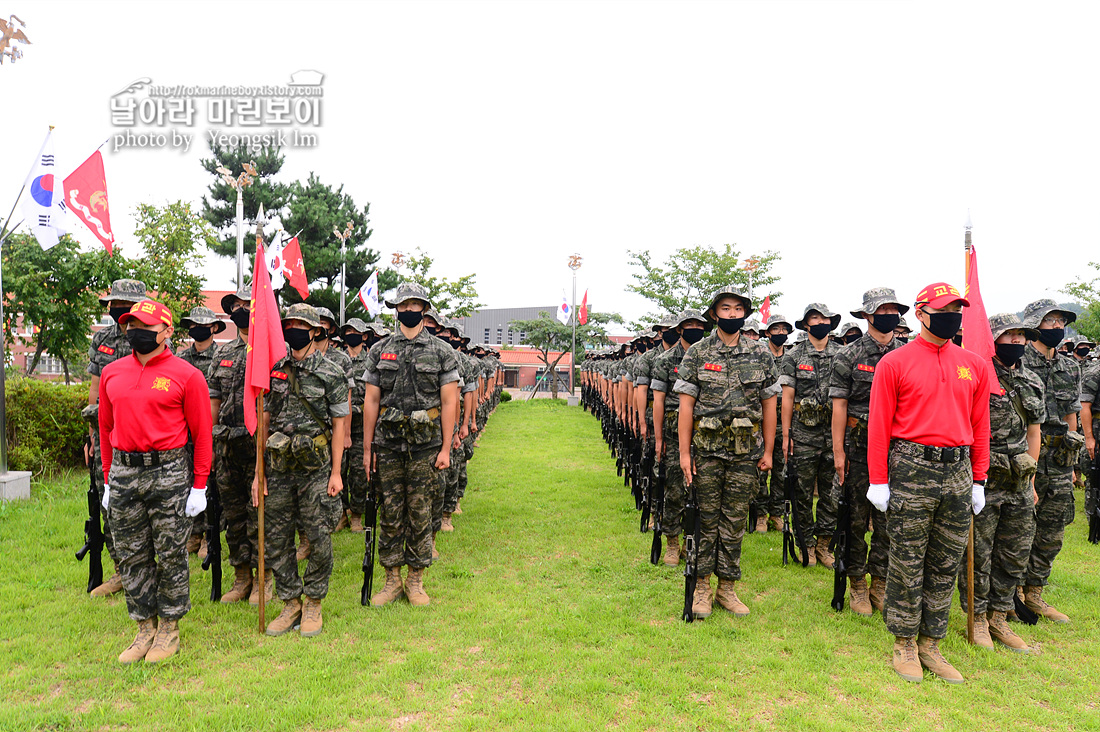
(5, 376, 88, 473)
(499, 390, 512, 402)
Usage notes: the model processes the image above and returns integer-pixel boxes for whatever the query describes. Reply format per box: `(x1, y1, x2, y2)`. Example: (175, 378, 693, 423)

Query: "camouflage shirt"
(87, 323, 131, 377)
(347, 347, 370, 414)
(673, 333, 781, 423)
(828, 333, 904, 420)
(178, 342, 220, 383)
(323, 346, 356, 391)
(459, 351, 480, 394)
(634, 344, 671, 389)
(208, 337, 249, 435)
(1081, 362, 1100, 413)
(779, 338, 842, 408)
(990, 359, 1045, 456)
(651, 342, 687, 410)
(266, 348, 350, 439)
(1021, 345, 1081, 435)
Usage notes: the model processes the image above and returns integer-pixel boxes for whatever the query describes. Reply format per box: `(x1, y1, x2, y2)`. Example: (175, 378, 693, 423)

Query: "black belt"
(892, 439, 969, 464)
(115, 446, 187, 468)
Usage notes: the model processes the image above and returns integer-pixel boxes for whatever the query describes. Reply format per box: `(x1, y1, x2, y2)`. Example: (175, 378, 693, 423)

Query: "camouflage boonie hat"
(633, 329, 655, 341)
(741, 318, 762, 335)
(99, 279, 147, 306)
(342, 317, 370, 334)
(180, 306, 227, 333)
(675, 309, 709, 329)
(656, 313, 678, 330)
(367, 321, 392, 337)
(765, 313, 793, 332)
(851, 287, 909, 319)
(706, 286, 753, 320)
(988, 312, 1038, 342)
(795, 303, 841, 331)
(220, 288, 251, 313)
(1021, 299, 1076, 329)
(384, 281, 432, 310)
(313, 306, 337, 329)
(281, 303, 322, 328)
(839, 321, 862, 336)
(449, 322, 471, 343)
(1073, 334, 1096, 348)
(894, 315, 912, 333)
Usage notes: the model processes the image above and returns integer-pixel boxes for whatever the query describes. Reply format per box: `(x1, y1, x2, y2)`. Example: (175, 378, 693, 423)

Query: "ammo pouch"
(795, 398, 830, 428)
(693, 416, 759, 455)
(378, 406, 441, 446)
(987, 451, 1013, 485)
(664, 409, 678, 433)
(1052, 430, 1085, 468)
(212, 424, 230, 459)
(266, 431, 293, 473)
(1010, 452, 1038, 481)
(291, 432, 330, 471)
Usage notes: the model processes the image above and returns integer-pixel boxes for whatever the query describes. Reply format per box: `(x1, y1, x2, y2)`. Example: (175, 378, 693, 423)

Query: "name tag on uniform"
(673, 367, 679, 374)
(798, 364, 814, 371)
(271, 371, 288, 380)
(704, 363, 722, 372)
(98, 345, 115, 355)
(857, 364, 874, 373)
(380, 353, 397, 361)
(220, 359, 234, 367)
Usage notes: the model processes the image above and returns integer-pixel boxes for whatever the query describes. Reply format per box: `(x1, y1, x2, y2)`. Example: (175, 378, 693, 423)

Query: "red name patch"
(673, 367, 679, 374)
(703, 363, 722, 372)
(220, 359, 234, 368)
(857, 364, 875, 373)
(798, 364, 814, 371)
(271, 371, 288, 380)
(97, 345, 115, 355)
(380, 353, 397, 361)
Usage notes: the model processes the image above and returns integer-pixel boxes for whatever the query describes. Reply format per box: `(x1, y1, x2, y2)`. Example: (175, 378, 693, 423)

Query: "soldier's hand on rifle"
(251, 476, 267, 508)
(83, 442, 90, 466)
(185, 488, 207, 517)
(680, 453, 695, 485)
(782, 434, 790, 460)
(363, 445, 373, 473)
(327, 473, 343, 497)
(344, 431, 352, 451)
(435, 448, 451, 471)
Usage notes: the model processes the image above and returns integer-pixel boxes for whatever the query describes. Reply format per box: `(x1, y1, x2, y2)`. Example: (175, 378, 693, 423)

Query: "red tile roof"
(496, 350, 573, 367)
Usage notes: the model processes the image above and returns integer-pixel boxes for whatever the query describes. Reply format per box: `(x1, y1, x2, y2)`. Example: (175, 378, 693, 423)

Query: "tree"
(130, 201, 216, 323)
(508, 311, 622, 398)
(626, 244, 782, 327)
(395, 248, 483, 318)
(1062, 264, 1100, 342)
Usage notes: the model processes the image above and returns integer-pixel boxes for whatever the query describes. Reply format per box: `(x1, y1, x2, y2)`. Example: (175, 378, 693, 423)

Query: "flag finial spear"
(964, 209, 972, 251)
(254, 203, 267, 238)
(965, 209, 972, 230)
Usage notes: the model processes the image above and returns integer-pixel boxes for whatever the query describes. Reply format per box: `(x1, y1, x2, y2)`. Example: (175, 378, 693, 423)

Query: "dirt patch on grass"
(390, 713, 425, 730)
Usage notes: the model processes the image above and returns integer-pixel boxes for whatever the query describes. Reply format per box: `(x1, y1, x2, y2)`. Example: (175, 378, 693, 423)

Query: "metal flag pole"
(334, 222, 354, 325)
(963, 211, 976, 645)
(253, 202, 269, 633)
(568, 254, 582, 397)
(215, 162, 256, 289)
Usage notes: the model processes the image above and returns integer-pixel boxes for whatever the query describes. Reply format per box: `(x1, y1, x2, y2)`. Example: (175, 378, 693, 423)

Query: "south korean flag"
(22, 131, 68, 249)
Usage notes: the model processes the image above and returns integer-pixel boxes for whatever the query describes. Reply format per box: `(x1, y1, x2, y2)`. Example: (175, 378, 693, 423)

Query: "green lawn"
(1, 399, 1098, 731)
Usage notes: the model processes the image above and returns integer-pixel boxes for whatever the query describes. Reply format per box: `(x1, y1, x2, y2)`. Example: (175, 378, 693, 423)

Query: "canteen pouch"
(797, 398, 825, 428)
(408, 409, 437, 446)
(730, 417, 758, 456)
(1053, 431, 1085, 468)
(1010, 451, 1038, 481)
(693, 416, 727, 452)
(377, 408, 408, 443)
(266, 431, 293, 473)
(987, 451, 1012, 486)
(291, 432, 329, 471)
(211, 424, 230, 459)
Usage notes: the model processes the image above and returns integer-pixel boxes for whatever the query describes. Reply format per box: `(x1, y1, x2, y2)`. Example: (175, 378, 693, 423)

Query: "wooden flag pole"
(964, 215, 976, 645)
(257, 392, 266, 633)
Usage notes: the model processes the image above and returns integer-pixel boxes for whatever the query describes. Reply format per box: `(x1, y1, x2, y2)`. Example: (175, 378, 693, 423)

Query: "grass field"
(1, 399, 1098, 731)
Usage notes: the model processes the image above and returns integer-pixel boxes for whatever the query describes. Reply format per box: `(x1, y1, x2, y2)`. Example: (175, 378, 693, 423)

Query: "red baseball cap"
(915, 282, 970, 310)
(119, 299, 174, 327)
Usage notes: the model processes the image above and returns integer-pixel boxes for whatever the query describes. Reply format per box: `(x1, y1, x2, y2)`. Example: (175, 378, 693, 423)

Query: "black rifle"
(650, 457, 667, 565)
(1090, 450, 1100, 545)
(75, 440, 104, 593)
(830, 450, 852, 611)
(201, 475, 223, 601)
(360, 465, 380, 605)
(682, 451, 701, 622)
(639, 441, 654, 532)
(615, 418, 626, 476)
(781, 456, 810, 567)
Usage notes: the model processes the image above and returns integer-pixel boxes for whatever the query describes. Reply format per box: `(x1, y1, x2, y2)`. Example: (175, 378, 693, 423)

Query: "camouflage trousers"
(1026, 445, 1075, 587)
(264, 460, 339, 601)
(959, 468, 1036, 614)
(752, 413, 785, 517)
(88, 426, 118, 564)
(444, 444, 466, 514)
(216, 433, 258, 569)
(342, 414, 369, 515)
(789, 424, 839, 538)
(693, 453, 758, 580)
(883, 441, 971, 640)
(378, 447, 438, 570)
(661, 431, 686, 539)
(838, 456, 890, 579)
(108, 447, 192, 622)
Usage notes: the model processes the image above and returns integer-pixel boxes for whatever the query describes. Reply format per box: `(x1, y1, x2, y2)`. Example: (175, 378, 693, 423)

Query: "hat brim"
(918, 294, 970, 310)
(795, 313, 842, 332)
(100, 293, 146, 306)
(221, 293, 251, 313)
(384, 296, 432, 310)
(707, 294, 754, 320)
(281, 316, 321, 328)
(852, 301, 911, 319)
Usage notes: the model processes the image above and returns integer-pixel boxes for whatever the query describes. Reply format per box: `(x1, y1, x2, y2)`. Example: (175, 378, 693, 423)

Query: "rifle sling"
(286, 366, 333, 442)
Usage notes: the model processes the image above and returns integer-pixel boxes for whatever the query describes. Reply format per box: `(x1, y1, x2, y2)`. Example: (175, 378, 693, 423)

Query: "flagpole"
(568, 254, 582, 398)
(256, 393, 266, 633)
(235, 187, 245, 290)
(335, 223, 354, 326)
(964, 210, 975, 646)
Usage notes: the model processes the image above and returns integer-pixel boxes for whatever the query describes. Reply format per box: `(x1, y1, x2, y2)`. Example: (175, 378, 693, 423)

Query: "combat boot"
(849, 576, 873, 617)
(90, 572, 124, 597)
(804, 542, 817, 567)
(348, 513, 364, 532)
(145, 619, 179, 663)
(265, 598, 302, 636)
(916, 635, 964, 683)
(714, 578, 749, 617)
(754, 514, 767, 534)
(370, 566, 404, 607)
(662, 535, 681, 566)
(405, 567, 430, 606)
(453, 502, 463, 515)
(768, 515, 782, 532)
(249, 569, 273, 607)
(220, 566, 253, 604)
(432, 533, 440, 560)
(296, 535, 312, 562)
(1023, 585, 1070, 623)
(869, 576, 886, 613)
(186, 534, 201, 554)
(197, 536, 208, 562)
(988, 610, 1030, 653)
(970, 614, 994, 649)
(300, 596, 323, 637)
(691, 575, 712, 619)
(118, 618, 157, 664)
(892, 637, 922, 683)
(815, 536, 835, 569)
(441, 513, 455, 532)
(334, 512, 349, 533)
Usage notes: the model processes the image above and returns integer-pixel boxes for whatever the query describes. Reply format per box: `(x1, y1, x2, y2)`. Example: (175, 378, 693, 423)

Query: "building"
(453, 306, 559, 347)
(496, 349, 573, 390)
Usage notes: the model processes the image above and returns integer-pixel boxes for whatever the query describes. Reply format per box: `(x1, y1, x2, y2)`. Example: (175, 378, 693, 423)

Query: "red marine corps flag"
(962, 227, 999, 396)
(578, 289, 588, 325)
(759, 295, 771, 325)
(63, 150, 115, 255)
(244, 235, 288, 435)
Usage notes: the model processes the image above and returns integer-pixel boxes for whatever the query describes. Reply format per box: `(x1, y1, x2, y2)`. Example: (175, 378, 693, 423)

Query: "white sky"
(4, 1, 1098, 332)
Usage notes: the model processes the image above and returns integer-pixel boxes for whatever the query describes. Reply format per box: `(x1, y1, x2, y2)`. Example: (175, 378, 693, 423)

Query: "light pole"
(333, 221, 354, 326)
(216, 161, 257, 289)
(742, 255, 760, 300)
(568, 253, 582, 396)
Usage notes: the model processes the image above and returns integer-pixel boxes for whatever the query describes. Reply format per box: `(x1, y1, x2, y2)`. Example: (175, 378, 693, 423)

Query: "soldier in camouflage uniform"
(780, 304, 842, 567)
(84, 278, 148, 598)
(651, 309, 709, 565)
(751, 313, 793, 533)
(893, 316, 912, 344)
(420, 308, 453, 556)
(839, 322, 863, 346)
(741, 318, 762, 341)
(673, 287, 780, 619)
(339, 318, 373, 533)
(253, 304, 350, 637)
(1082, 359, 1100, 524)
(443, 321, 479, 528)
(958, 313, 1043, 652)
(1019, 299, 1083, 623)
(312, 307, 355, 541)
(363, 283, 460, 607)
(829, 288, 907, 616)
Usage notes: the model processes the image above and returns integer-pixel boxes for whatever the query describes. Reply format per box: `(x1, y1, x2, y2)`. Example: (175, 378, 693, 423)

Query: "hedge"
(5, 376, 88, 473)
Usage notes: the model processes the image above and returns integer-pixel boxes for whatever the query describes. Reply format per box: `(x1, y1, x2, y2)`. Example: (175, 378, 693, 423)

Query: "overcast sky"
(4, 1, 1098, 332)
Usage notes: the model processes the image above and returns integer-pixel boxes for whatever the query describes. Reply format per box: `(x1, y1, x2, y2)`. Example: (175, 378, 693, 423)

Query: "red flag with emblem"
(962, 245, 999, 395)
(282, 236, 310, 299)
(759, 295, 771, 325)
(244, 240, 288, 435)
(579, 290, 588, 325)
(63, 150, 115, 255)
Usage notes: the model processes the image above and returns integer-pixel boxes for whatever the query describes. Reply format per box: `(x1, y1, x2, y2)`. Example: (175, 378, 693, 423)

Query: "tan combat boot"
(715, 578, 750, 617)
(988, 610, 1030, 653)
(1023, 585, 1070, 623)
(849, 576, 873, 617)
(333, 512, 349, 533)
(441, 513, 455, 532)
(768, 515, 783, 532)
(662, 535, 681, 567)
(754, 514, 767, 534)
(300, 596, 323, 637)
(296, 535, 312, 562)
(815, 536, 835, 569)
(145, 619, 179, 663)
(691, 575, 713, 619)
(265, 598, 302, 636)
(118, 618, 157, 664)
(804, 542, 817, 567)
(970, 613, 994, 649)
(916, 635, 964, 684)
(220, 566, 253, 604)
(869, 576, 886, 613)
(186, 534, 201, 554)
(432, 533, 441, 560)
(197, 537, 208, 562)
(453, 502, 463, 515)
(405, 567, 431, 606)
(348, 513, 364, 532)
(892, 637, 922, 683)
(370, 566, 404, 607)
(90, 572, 124, 597)
(249, 569, 273, 607)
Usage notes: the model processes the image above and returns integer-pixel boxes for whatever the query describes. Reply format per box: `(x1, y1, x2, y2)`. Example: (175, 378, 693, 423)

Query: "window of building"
(484, 328, 490, 343)
(496, 328, 502, 344)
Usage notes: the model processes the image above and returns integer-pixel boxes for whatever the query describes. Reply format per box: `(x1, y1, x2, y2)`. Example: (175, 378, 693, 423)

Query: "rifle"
(650, 457, 666, 565)
(781, 456, 810, 567)
(75, 439, 104, 593)
(615, 418, 625, 476)
(682, 453, 701, 622)
(1090, 450, 1100, 545)
(360, 465, 380, 605)
(830, 448, 852, 611)
(201, 475, 223, 601)
(639, 441, 654, 532)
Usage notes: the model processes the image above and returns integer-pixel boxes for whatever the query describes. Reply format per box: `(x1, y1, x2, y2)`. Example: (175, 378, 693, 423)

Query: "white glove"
(972, 483, 986, 515)
(185, 488, 208, 517)
(867, 483, 890, 513)
(102, 484, 110, 511)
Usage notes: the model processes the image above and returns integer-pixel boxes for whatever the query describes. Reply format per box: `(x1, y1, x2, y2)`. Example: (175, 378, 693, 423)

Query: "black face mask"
(769, 333, 788, 347)
(110, 306, 133, 325)
(869, 313, 900, 335)
(924, 311, 963, 341)
(995, 343, 1026, 367)
(426, 325, 442, 335)
(188, 326, 212, 342)
(1076, 346, 1092, 358)
(397, 310, 424, 328)
(896, 336, 910, 344)
(313, 330, 330, 342)
(662, 330, 679, 345)
(343, 333, 364, 348)
(126, 328, 162, 355)
(845, 333, 861, 345)
(808, 323, 833, 341)
(681, 328, 705, 345)
(716, 317, 745, 335)
(450, 340, 462, 350)
(284, 328, 313, 351)
(230, 308, 251, 329)
(1036, 328, 1064, 348)
(635, 342, 648, 354)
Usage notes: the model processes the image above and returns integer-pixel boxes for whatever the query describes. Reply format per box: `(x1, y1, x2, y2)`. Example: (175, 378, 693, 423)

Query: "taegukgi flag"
(358, 270, 382, 317)
(22, 130, 68, 249)
(557, 294, 571, 325)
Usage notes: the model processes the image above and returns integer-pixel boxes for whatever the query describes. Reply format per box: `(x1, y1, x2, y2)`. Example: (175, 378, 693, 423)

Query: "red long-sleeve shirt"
(99, 349, 213, 490)
(867, 336, 991, 485)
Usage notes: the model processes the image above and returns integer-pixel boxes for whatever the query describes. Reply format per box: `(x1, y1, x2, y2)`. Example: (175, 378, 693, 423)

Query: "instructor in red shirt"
(99, 299, 212, 664)
(867, 283, 990, 685)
